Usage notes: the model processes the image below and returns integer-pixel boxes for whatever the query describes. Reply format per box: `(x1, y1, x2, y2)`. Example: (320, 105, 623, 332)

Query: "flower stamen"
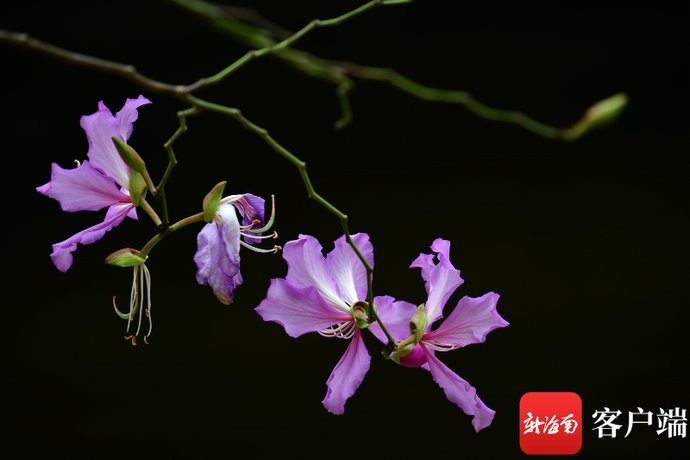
(425, 340, 460, 352)
(318, 320, 356, 339)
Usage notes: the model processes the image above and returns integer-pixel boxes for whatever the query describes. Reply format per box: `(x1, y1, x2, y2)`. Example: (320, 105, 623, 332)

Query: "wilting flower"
(36, 96, 151, 272)
(195, 193, 278, 305)
(372, 238, 509, 432)
(255, 233, 374, 414)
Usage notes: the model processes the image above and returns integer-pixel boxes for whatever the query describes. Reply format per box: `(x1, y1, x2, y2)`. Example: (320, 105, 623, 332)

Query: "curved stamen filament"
(240, 241, 281, 254)
(240, 230, 278, 240)
(425, 340, 460, 352)
(116, 264, 154, 346)
(318, 321, 356, 340)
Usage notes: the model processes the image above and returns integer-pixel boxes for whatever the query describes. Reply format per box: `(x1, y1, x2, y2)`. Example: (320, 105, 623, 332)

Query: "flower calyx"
(202, 181, 227, 223)
(351, 300, 370, 329)
(105, 248, 147, 267)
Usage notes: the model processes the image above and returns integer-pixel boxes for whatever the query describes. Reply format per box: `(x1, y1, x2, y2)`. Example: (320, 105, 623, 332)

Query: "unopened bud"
(128, 170, 147, 206)
(106, 248, 146, 267)
(563, 93, 629, 141)
(113, 137, 147, 175)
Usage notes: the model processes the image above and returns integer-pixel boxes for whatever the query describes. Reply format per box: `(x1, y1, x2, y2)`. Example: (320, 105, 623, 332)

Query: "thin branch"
(0, 30, 185, 97)
(185, 0, 396, 92)
(158, 107, 201, 226)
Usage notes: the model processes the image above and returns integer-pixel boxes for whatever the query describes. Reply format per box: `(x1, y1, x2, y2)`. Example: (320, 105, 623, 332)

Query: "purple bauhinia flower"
(371, 238, 509, 432)
(255, 233, 374, 414)
(195, 193, 277, 305)
(36, 96, 151, 272)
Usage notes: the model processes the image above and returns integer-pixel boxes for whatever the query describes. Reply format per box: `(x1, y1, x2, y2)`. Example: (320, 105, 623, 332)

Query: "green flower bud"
(202, 181, 227, 223)
(128, 170, 147, 206)
(563, 93, 629, 141)
(106, 248, 146, 267)
(112, 137, 147, 175)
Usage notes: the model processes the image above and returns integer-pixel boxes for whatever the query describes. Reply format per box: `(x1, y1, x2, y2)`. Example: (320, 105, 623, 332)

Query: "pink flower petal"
(282, 235, 348, 311)
(50, 203, 134, 272)
(325, 233, 373, 305)
(423, 345, 496, 432)
(194, 203, 242, 304)
(425, 292, 509, 348)
(322, 329, 371, 415)
(255, 279, 352, 338)
(410, 238, 464, 325)
(115, 95, 151, 141)
(36, 161, 129, 212)
(80, 97, 149, 188)
(368, 295, 418, 343)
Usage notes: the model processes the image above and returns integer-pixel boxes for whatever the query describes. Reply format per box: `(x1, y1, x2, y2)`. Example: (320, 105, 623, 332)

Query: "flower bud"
(203, 181, 227, 223)
(563, 93, 629, 140)
(112, 137, 147, 175)
(106, 248, 146, 267)
(128, 170, 147, 206)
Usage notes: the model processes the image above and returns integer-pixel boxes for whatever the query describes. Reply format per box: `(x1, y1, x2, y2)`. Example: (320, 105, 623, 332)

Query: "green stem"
(139, 212, 205, 259)
(346, 65, 560, 138)
(185, 0, 389, 92)
(139, 198, 162, 227)
(157, 107, 200, 226)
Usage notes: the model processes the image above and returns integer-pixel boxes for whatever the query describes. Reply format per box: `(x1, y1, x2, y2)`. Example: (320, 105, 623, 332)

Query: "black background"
(2, 1, 688, 458)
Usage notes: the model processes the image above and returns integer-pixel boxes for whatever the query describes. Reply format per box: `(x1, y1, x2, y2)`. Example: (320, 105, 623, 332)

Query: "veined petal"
(322, 329, 370, 415)
(194, 203, 242, 304)
(49, 203, 134, 272)
(36, 161, 129, 212)
(423, 345, 496, 432)
(255, 279, 352, 338)
(81, 98, 149, 188)
(115, 95, 151, 141)
(410, 238, 464, 326)
(227, 193, 265, 245)
(368, 295, 418, 343)
(326, 233, 373, 305)
(225, 193, 265, 228)
(282, 235, 349, 312)
(425, 292, 508, 348)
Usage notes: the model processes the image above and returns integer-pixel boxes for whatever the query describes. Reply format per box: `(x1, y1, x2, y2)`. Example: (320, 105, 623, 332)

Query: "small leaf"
(203, 181, 227, 222)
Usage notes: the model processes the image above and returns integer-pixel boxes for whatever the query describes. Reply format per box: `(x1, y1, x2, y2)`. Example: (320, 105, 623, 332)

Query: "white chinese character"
(625, 407, 652, 438)
(523, 412, 545, 434)
(657, 407, 687, 438)
(560, 413, 579, 434)
(544, 415, 560, 435)
(592, 407, 623, 438)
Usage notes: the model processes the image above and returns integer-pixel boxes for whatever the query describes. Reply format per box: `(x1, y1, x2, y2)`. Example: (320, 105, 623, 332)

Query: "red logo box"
(520, 392, 582, 455)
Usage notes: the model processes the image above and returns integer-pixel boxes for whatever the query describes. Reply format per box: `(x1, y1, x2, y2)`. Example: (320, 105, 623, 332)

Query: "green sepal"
(409, 303, 428, 343)
(128, 170, 147, 206)
(106, 248, 146, 267)
(388, 343, 414, 364)
(203, 181, 227, 223)
(112, 137, 147, 175)
(352, 300, 370, 329)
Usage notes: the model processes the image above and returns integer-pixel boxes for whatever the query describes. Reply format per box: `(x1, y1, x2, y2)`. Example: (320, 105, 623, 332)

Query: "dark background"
(2, 1, 688, 458)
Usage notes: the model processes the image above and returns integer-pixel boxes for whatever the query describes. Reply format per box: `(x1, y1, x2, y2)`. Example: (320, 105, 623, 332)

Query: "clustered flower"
(38, 96, 508, 431)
